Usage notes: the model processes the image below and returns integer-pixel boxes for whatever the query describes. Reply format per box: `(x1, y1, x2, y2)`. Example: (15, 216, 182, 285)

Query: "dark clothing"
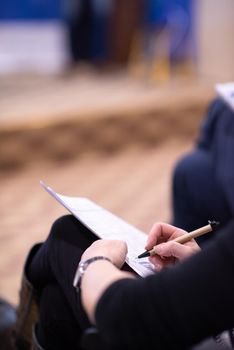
(172, 148, 232, 234)
(37, 283, 81, 350)
(95, 217, 234, 349)
(197, 99, 234, 216)
(65, 0, 110, 63)
(67, 0, 93, 62)
(28, 216, 98, 348)
(28, 215, 234, 350)
(172, 99, 234, 244)
(28, 215, 131, 349)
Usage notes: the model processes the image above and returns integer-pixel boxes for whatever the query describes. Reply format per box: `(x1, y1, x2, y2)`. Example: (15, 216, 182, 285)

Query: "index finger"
(145, 222, 187, 250)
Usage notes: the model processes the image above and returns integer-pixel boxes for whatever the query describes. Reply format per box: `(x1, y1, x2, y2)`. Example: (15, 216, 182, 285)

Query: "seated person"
(12, 215, 234, 350)
(172, 98, 234, 245)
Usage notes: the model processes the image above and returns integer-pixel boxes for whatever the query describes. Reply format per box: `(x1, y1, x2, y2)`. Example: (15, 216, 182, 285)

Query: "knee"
(51, 215, 74, 232)
(172, 153, 194, 190)
(49, 215, 76, 241)
(172, 150, 208, 189)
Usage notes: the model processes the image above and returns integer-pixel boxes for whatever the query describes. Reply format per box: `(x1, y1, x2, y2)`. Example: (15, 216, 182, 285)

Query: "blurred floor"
(0, 71, 216, 306)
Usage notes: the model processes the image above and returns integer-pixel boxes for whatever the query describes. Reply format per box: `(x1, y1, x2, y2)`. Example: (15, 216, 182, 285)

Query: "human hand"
(145, 222, 201, 271)
(81, 239, 128, 269)
(80, 240, 132, 323)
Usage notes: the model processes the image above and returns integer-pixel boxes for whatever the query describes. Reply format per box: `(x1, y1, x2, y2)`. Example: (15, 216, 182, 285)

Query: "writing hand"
(145, 222, 200, 271)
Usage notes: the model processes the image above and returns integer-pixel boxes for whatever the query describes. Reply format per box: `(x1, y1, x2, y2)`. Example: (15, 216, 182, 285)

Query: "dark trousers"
(28, 215, 98, 349)
(172, 149, 233, 245)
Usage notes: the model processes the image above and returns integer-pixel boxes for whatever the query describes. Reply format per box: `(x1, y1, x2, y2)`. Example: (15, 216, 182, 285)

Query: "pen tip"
(208, 220, 220, 230)
(137, 251, 150, 259)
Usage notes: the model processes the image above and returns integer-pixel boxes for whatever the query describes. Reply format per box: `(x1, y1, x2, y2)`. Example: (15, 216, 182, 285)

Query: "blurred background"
(0, 0, 234, 305)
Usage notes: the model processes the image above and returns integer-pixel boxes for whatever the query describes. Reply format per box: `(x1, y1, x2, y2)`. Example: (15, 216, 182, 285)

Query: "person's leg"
(172, 149, 232, 245)
(27, 215, 98, 329)
(67, 0, 93, 63)
(36, 283, 81, 350)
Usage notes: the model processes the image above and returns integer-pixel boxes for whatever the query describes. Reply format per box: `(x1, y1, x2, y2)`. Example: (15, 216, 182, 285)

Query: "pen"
(137, 220, 219, 259)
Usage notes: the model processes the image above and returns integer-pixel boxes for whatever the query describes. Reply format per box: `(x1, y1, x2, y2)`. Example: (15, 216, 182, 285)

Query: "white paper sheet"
(216, 82, 234, 111)
(40, 181, 155, 277)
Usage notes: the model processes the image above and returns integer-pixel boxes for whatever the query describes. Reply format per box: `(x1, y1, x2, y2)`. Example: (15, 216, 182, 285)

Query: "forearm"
(81, 260, 135, 323)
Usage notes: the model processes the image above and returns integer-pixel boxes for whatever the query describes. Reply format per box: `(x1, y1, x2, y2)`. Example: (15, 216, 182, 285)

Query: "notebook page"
(216, 82, 234, 111)
(40, 181, 155, 277)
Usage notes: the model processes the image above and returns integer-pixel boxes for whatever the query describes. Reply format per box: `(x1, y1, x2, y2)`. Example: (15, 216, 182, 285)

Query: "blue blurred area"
(0, 0, 63, 20)
(144, 0, 169, 27)
(144, 0, 193, 61)
(0, 0, 191, 23)
(144, 0, 191, 26)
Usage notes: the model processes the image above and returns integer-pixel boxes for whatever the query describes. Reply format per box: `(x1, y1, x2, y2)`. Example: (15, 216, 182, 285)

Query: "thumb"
(154, 242, 192, 261)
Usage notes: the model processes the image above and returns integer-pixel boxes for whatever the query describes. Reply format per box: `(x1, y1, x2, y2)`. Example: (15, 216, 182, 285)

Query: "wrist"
(73, 256, 112, 292)
(81, 261, 132, 323)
